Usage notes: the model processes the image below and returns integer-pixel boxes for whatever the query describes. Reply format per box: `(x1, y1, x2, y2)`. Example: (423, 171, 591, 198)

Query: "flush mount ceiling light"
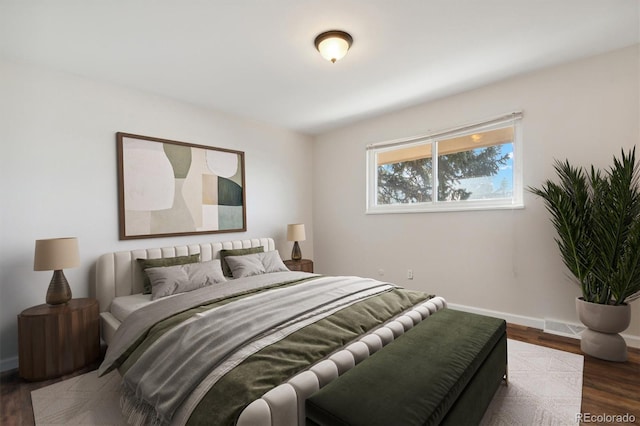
(314, 30, 353, 63)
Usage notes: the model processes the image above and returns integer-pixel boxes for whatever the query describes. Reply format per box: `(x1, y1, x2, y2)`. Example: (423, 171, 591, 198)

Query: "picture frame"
(116, 132, 246, 240)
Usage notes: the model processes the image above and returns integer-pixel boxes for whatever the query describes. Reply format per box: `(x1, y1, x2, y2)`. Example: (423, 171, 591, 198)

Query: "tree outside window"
(367, 114, 523, 213)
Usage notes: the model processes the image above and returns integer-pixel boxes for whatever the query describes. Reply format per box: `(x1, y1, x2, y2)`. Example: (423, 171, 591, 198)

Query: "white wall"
(312, 46, 640, 344)
(2, 45, 638, 372)
(0, 60, 314, 370)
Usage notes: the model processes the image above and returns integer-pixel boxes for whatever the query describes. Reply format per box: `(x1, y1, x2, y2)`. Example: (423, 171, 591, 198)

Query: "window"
(366, 112, 523, 213)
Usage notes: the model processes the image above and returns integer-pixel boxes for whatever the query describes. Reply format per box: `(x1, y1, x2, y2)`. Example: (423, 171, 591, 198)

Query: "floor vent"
(543, 320, 585, 340)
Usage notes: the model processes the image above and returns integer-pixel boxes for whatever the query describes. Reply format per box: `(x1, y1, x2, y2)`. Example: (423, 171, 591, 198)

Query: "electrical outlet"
(407, 269, 413, 280)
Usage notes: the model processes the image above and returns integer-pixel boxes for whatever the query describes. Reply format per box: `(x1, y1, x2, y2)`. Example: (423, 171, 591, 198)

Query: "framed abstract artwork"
(116, 132, 246, 239)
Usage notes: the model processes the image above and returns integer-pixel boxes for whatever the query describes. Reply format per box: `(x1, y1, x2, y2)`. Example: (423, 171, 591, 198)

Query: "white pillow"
(145, 259, 227, 300)
(225, 250, 290, 279)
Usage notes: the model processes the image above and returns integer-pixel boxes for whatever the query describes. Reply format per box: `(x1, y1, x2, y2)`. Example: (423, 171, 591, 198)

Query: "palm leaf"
(529, 147, 640, 305)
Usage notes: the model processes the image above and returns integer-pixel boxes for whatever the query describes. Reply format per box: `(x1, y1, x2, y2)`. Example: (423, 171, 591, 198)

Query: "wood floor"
(1, 324, 639, 425)
(507, 324, 640, 424)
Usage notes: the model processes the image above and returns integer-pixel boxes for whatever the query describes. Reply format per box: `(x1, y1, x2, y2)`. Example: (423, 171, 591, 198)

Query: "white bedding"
(96, 238, 277, 345)
(108, 271, 294, 322)
(110, 293, 155, 322)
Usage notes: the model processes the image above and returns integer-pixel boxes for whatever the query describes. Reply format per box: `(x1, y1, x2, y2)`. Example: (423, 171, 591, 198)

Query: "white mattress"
(110, 293, 155, 322)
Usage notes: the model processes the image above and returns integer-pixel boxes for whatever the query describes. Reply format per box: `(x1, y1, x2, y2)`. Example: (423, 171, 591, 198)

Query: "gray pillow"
(219, 246, 264, 277)
(225, 250, 289, 279)
(224, 253, 266, 279)
(146, 259, 226, 300)
(137, 254, 201, 294)
(260, 250, 290, 273)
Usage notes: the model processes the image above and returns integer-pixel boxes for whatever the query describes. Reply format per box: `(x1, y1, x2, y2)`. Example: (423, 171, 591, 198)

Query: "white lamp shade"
(34, 237, 80, 271)
(287, 224, 306, 242)
(317, 37, 350, 62)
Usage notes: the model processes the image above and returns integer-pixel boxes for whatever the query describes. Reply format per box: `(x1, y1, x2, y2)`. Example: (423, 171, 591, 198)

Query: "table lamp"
(34, 237, 80, 305)
(287, 224, 306, 261)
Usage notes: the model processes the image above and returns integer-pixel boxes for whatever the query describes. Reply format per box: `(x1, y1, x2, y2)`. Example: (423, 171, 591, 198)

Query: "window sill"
(366, 201, 524, 214)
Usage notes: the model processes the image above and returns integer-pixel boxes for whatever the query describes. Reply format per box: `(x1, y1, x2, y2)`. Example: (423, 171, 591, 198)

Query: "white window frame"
(366, 112, 524, 214)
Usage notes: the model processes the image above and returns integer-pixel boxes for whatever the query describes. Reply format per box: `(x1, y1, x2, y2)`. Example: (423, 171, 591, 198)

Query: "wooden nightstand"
(284, 259, 314, 273)
(18, 298, 100, 381)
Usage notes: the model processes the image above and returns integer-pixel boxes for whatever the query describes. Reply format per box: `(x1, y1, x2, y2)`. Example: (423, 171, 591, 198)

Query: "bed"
(95, 237, 504, 426)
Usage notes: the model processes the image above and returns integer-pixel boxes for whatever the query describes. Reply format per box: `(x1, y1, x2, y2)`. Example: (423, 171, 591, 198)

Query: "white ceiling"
(1, 1, 638, 135)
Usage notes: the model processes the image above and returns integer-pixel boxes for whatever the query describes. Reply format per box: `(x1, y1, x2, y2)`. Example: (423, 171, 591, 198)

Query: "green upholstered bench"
(305, 308, 507, 426)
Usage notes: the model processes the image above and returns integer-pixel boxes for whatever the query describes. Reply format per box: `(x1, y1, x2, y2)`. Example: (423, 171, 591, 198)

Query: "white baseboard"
(448, 303, 640, 349)
(447, 303, 545, 329)
(0, 356, 18, 373)
(618, 332, 638, 348)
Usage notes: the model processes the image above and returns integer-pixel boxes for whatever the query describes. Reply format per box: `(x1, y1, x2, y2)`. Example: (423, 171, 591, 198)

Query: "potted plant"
(529, 147, 640, 361)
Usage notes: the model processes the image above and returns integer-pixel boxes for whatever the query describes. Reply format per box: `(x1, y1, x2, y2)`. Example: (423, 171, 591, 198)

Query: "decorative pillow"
(219, 246, 264, 277)
(224, 253, 266, 279)
(260, 250, 290, 274)
(225, 250, 290, 279)
(145, 259, 226, 300)
(137, 254, 201, 294)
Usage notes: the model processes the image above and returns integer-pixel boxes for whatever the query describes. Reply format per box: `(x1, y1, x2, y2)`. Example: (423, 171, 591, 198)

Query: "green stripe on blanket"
(117, 277, 320, 375)
(186, 288, 431, 426)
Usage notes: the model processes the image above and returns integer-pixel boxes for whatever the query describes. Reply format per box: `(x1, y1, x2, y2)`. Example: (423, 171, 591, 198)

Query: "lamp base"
(291, 241, 302, 261)
(46, 270, 72, 305)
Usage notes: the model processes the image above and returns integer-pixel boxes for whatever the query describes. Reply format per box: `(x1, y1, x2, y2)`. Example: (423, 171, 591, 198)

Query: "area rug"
(32, 339, 583, 425)
(481, 339, 584, 426)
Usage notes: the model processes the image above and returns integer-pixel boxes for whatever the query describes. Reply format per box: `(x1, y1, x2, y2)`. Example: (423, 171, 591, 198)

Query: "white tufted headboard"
(95, 237, 275, 344)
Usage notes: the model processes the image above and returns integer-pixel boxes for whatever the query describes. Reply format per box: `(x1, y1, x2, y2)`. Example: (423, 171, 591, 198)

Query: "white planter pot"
(576, 297, 631, 362)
